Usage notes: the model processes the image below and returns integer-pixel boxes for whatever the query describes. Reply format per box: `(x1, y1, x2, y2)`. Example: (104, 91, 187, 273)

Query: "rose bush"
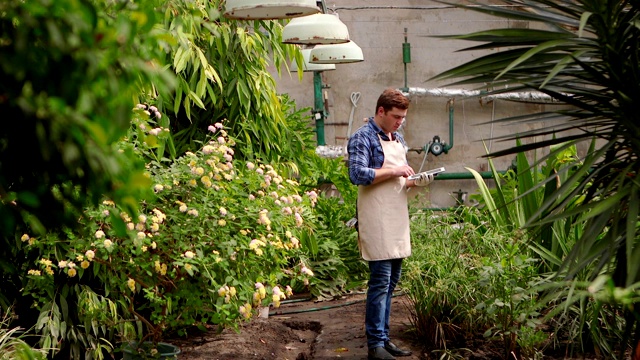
(19, 118, 319, 358)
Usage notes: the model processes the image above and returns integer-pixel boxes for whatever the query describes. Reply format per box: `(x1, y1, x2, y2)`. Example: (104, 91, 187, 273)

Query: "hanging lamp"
(309, 41, 364, 64)
(223, 0, 320, 20)
(291, 48, 336, 72)
(282, 13, 350, 45)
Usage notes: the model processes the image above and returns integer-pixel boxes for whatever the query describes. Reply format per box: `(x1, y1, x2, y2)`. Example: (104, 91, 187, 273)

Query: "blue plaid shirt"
(347, 117, 408, 186)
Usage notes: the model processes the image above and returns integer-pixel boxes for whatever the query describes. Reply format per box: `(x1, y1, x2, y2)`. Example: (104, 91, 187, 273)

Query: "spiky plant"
(431, 0, 640, 356)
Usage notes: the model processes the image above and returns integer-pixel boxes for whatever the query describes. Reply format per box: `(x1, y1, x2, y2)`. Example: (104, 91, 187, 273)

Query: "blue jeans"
(365, 258, 403, 349)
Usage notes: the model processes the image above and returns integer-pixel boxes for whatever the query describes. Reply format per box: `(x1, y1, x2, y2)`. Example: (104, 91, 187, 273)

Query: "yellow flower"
(184, 251, 195, 259)
(28, 269, 41, 276)
(127, 222, 135, 231)
(188, 179, 197, 187)
(95, 230, 105, 239)
(137, 232, 146, 239)
(151, 241, 157, 249)
(218, 219, 226, 226)
(20, 234, 30, 242)
(150, 223, 159, 232)
(68, 268, 77, 277)
(239, 229, 247, 236)
(103, 239, 113, 249)
(58, 260, 68, 268)
(185, 264, 193, 272)
(137, 214, 146, 223)
(152, 208, 166, 222)
(218, 286, 228, 297)
(45, 267, 54, 275)
(239, 304, 252, 319)
(81, 260, 90, 269)
(85, 250, 95, 261)
(301, 266, 314, 276)
(40, 258, 52, 267)
(179, 204, 188, 212)
(127, 278, 136, 292)
(161, 263, 167, 275)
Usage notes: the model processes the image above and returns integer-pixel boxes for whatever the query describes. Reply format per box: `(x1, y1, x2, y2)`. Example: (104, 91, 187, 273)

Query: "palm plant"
(431, 0, 640, 356)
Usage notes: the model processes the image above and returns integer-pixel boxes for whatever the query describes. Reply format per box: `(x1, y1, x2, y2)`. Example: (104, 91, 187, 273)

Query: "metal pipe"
(402, 28, 411, 92)
(444, 99, 454, 153)
(313, 71, 326, 145)
(434, 171, 504, 180)
(405, 87, 560, 104)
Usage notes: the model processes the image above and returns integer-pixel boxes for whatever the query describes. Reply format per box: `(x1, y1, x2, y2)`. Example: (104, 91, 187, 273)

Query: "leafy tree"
(431, 0, 640, 355)
(0, 0, 174, 314)
(151, 0, 309, 174)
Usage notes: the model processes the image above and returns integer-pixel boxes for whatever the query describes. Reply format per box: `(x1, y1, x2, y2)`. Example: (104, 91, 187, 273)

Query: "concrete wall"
(273, 0, 578, 208)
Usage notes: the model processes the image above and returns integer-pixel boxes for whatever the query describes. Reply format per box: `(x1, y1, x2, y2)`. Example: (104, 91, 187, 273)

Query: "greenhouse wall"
(274, 0, 586, 208)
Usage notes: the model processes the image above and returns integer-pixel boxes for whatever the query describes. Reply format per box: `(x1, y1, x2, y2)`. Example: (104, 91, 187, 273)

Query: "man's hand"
(414, 173, 434, 187)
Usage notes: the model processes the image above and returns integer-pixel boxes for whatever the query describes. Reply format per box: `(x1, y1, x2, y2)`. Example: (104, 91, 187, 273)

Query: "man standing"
(347, 88, 433, 360)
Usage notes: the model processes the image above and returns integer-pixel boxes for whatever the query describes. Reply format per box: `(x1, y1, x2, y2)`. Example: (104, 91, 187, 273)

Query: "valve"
(452, 189, 468, 206)
(430, 135, 444, 156)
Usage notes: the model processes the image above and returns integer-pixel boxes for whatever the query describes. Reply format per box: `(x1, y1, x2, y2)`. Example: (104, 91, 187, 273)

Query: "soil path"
(174, 293, 424, 360)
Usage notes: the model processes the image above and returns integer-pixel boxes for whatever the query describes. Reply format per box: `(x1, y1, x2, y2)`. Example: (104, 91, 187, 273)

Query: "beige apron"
(357, 134, 411, 261)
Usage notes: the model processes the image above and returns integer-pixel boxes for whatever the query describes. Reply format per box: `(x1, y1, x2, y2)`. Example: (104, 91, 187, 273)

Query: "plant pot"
(122, 341, 181, 359)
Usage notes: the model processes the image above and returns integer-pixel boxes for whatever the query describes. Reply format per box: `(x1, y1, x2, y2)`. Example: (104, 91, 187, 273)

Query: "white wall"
(273, 0, 581, 208)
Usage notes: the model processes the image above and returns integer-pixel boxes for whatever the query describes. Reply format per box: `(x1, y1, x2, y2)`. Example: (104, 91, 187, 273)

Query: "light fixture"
(282, 13, 350, 45)
(309, 41, 364, 64)
(291, 48, 336, 72)
(223, 0, 320, 20)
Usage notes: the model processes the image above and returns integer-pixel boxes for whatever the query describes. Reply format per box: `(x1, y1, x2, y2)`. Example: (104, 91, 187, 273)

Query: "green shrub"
(19, 125, 320, 358)
(405, 204, 544, 357)
(0, 311, 45, 360)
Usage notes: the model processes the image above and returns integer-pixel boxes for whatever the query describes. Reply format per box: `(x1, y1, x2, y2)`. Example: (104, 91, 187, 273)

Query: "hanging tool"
(344, 91, 361, 151)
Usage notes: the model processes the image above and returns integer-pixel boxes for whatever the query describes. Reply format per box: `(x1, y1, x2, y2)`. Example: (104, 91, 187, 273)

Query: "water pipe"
(435, 171, 500, 180)
(401, 28, 411, 92)
(406, 87, 560, 104)
(444, 99, 454, 153)
(313, 71, 326, 145)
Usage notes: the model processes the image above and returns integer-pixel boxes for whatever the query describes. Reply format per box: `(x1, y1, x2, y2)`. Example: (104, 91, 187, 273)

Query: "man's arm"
(347, 132, 376, 185)
(371, 166, 414, 185)
(348, 131, 416, 185)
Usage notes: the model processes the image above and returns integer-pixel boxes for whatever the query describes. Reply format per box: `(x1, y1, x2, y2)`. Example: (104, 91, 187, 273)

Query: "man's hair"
(375, 88, 410, 113)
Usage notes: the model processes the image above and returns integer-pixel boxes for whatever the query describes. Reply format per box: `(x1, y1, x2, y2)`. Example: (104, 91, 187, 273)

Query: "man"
(347, 88, 433, 360)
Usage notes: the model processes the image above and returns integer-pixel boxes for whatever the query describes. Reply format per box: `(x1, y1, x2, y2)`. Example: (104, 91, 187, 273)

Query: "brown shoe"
(384, 341, 412, 357)
(368, 346, 396, 360)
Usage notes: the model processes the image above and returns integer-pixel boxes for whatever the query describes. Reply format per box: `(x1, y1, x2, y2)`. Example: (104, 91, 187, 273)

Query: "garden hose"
(269, 291, 405, 316)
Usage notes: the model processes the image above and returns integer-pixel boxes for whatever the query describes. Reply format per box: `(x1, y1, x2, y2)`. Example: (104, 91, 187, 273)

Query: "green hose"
(269, 292, 404, 316)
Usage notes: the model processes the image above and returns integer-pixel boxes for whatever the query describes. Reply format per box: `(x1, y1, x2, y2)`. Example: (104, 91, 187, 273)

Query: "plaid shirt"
(347, 117, 408, 186)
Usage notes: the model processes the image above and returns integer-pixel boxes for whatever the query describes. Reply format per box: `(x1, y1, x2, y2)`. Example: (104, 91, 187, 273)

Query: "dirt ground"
(172, 293, 428, 360)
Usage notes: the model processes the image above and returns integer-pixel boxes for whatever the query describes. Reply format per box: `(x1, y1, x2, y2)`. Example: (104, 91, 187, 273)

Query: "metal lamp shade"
(309, 41, 364, 64)
(291, 49, 336, 72)
(282, 14, 350, 45)
(223, 0, 320, 20)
